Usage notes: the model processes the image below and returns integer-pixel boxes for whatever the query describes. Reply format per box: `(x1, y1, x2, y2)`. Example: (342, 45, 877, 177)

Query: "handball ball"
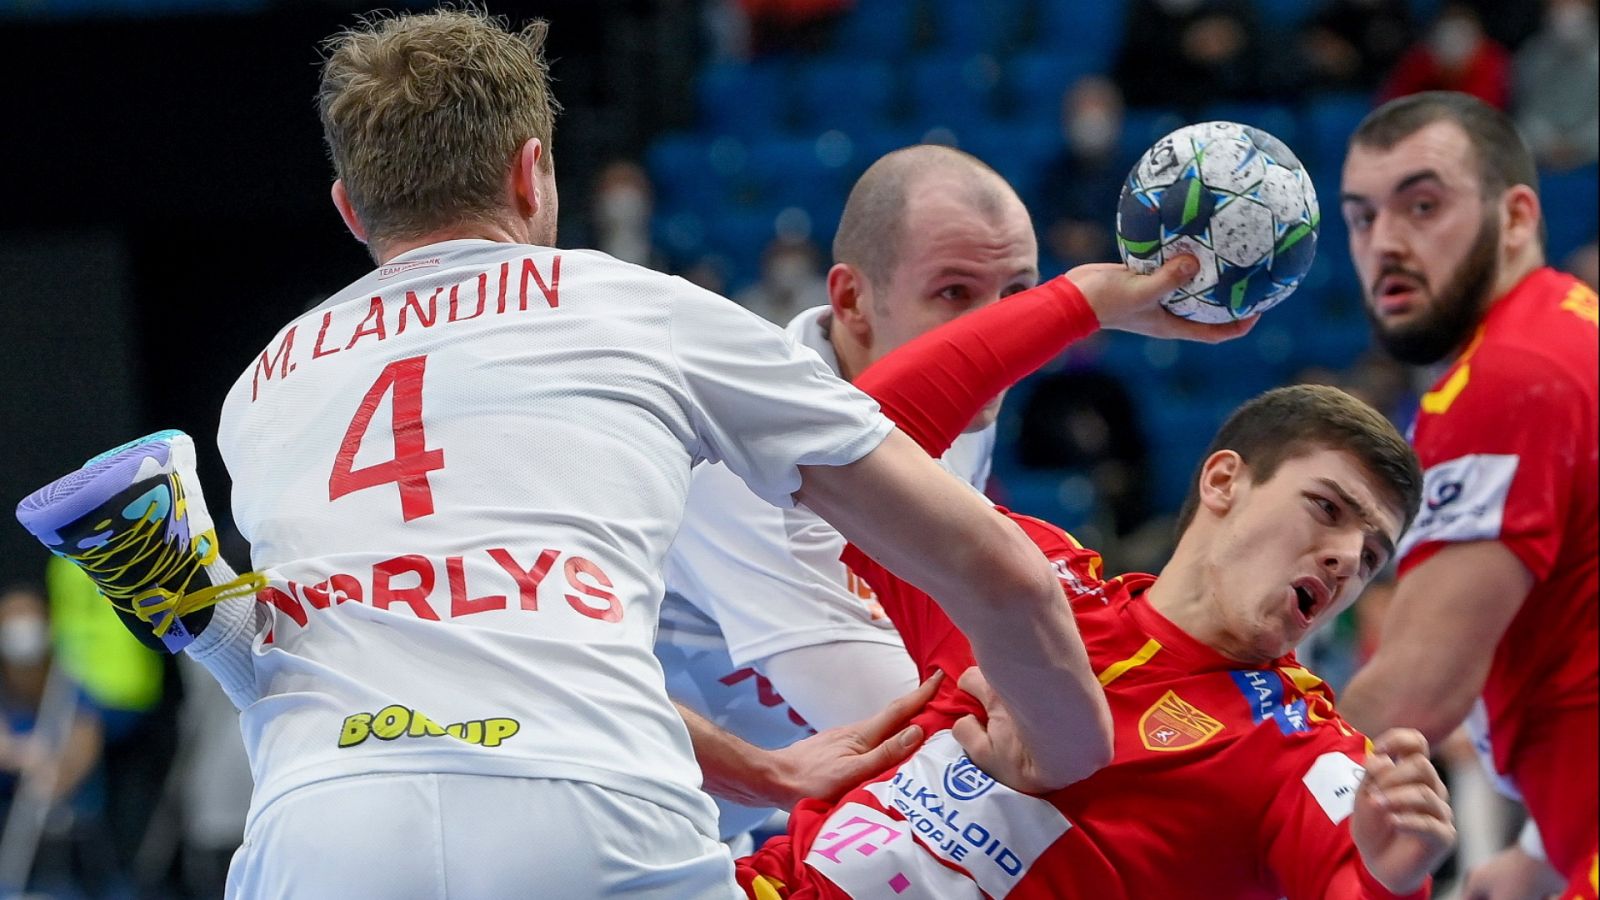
(1116, 121, 1319, 323)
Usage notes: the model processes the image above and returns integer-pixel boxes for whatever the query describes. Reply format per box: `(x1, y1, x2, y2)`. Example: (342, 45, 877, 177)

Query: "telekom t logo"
(813, 817, 905, 862)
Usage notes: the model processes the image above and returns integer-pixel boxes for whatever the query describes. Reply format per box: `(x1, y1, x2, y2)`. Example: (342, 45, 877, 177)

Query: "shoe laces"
(65, 484, 265, 636)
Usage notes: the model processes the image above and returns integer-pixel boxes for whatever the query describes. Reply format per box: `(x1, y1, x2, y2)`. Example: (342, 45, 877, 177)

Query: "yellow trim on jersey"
(1420, 326, 1487, 415)
(1098, 638, 1163, 686)
(1281, 666, 1324, 694)
(751, 875, 786, 900)
(1560, 283, 1598, 326)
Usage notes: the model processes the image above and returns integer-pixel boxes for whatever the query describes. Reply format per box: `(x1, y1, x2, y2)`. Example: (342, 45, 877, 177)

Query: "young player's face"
(1205, 448, 1402, 664)
(864, 186, 1039, 430)
(1341, 121, 1501, 365)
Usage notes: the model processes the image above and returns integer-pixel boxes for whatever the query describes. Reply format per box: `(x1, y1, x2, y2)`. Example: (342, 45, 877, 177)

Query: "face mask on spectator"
(1070, 112, 1120, 158)
(0, 616, 48, 667)
(1550, 2, 1596, 45)
(598, 186, 649, 231)
(1429, 17, 1480, 67)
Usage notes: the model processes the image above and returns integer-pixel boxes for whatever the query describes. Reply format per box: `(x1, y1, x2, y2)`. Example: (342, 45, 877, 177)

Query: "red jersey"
(1398, 268, 1598, 870)
(737, 515, 1425, 900)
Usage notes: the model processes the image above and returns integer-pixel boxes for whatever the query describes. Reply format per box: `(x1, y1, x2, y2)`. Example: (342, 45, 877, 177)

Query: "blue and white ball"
(1116, 121, 1319, 323)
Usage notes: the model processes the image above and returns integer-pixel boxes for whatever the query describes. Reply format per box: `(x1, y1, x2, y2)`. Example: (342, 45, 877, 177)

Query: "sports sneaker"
(15, 430, 262, 654)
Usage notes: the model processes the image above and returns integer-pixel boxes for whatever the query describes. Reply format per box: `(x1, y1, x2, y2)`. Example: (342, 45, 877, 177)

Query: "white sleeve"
(754, 640, 919, 732)
(668, 283, 892, 508)
(664, 459, 907, 666)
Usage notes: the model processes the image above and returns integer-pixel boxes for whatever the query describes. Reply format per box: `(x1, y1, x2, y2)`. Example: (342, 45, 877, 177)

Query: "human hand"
(1066, 257, 1258, 343)
(1461, 845, 1564, 900)
(1352, 728, 1456, 895)
(766, 671, 942, 809)
(951, 666, 1102, 794)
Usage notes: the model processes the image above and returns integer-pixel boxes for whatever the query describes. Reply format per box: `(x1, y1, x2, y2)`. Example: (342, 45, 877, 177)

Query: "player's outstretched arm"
(1351, 728, 1457, 896)
(797, 429, 1113, 791)
(678, 673, 940, 810)
(1340, 542, 1533, 742)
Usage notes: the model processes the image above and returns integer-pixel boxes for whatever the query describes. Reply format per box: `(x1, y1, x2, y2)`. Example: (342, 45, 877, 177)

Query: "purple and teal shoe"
(17, 430, 229, 653)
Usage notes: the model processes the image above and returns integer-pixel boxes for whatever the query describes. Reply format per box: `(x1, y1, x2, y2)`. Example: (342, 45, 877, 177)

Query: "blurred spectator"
(1460, 0, 1545, 50)
(1514, 0, 1599, 170)
(1015, 367, 1151, 541)
(735, 235, 828, 324)
(740, 0, 850, 56)
(681, 253, 732, 296)
(1564, 236, 1600, 290)
(1037, 77, 1127, 269)
(1296, 0, 1416, 93)
(590, 160, 665, 270)
(1379, 4, 1512, 109)
(45, 555, 171, 893)
(0, 584, 107, 895)
(173, 656, 250, 899)
(1115, 0, 1267, 111)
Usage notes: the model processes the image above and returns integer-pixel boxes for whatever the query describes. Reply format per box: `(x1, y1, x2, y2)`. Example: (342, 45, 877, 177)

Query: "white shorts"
(225, 773, 738, 899)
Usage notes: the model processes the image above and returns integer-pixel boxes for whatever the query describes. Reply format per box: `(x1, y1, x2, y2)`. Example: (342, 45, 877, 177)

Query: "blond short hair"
(318, 9, 560, 244)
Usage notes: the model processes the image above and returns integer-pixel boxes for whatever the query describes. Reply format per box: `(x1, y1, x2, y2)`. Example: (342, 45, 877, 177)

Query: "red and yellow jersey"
(738, 514, 1425, 900)
(1559, 845, 1599, 900)
(1398, 267, 1598, 869)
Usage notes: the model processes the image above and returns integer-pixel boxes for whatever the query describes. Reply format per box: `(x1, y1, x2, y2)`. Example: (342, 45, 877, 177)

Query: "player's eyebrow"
(1317, 477, 1397, 560)
(1340, 168, 1445, 205)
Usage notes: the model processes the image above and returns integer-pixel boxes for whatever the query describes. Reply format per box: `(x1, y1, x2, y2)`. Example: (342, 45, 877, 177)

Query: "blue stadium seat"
(832, 0, 917, 58)
(1117, 108, 1188, 169)
(1255, 0, 1317, 31)
(1539, 165, 1599, 263)
(741, 135, 848, 217)
(705, 209, 779, 290)
(1302, 94, 1373, 171)
(1005, 50, 1100, 124)
(1144, 395, 1236, 513)
(646, 132, 727, 214)
(695, 61, 788, 137)
(793, 59, 898, 135)
(989, 469, 1099, 533)
(962, 122, 1060, 202)
(1200, 101, 1300, 149)
(907, 53, 1002, 136)
(1035, 0, 1127, 73)
(928, 0, 1027, 55)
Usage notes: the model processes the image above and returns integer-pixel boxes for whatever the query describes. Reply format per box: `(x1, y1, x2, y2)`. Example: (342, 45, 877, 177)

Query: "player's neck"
(1489, 249, 1545, 305)
(371, 220, 534, 265)
(1146, 543, 1260, 664)
(830, 330, 871, 383)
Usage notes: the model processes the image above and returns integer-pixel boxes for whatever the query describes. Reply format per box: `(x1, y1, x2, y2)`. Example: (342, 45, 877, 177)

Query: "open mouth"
(1375, 276, 1422, 313)
(1290, 577, 1330, 627)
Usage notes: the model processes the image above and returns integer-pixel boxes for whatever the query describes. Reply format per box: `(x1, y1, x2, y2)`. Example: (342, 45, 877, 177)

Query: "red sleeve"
(1399, 346, 1583, 581)
(853, 276, 1099, 458)
(1261, 728, 1431, 900)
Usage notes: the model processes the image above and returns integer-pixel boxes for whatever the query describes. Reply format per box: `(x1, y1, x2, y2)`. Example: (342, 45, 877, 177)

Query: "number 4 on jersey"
(329, 355, 446, 521)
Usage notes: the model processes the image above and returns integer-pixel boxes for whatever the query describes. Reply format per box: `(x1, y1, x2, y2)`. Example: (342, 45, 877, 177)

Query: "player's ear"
(827, 263, 873, 341)
(1500, 184, 1542, 259)
(512, 138, 545, 220)
(1198, 450, 1245, 516)
(331, 180, 368, 245)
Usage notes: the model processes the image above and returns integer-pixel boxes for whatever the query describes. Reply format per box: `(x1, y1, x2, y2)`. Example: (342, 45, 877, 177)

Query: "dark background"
(0, 2, 702, 588)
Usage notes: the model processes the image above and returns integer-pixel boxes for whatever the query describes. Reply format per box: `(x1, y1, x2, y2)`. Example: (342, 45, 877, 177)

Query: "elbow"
(971, 526, 1062, 616)
(1044, 710, 1116, 789)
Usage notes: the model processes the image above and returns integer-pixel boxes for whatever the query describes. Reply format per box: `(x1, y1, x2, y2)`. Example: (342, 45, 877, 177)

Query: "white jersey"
(217, 241, 892, 837)
(657, 305, 995, 839)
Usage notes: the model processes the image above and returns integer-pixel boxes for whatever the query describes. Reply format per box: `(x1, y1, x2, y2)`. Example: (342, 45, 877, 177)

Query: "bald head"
(834, 145, 1017, 290)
